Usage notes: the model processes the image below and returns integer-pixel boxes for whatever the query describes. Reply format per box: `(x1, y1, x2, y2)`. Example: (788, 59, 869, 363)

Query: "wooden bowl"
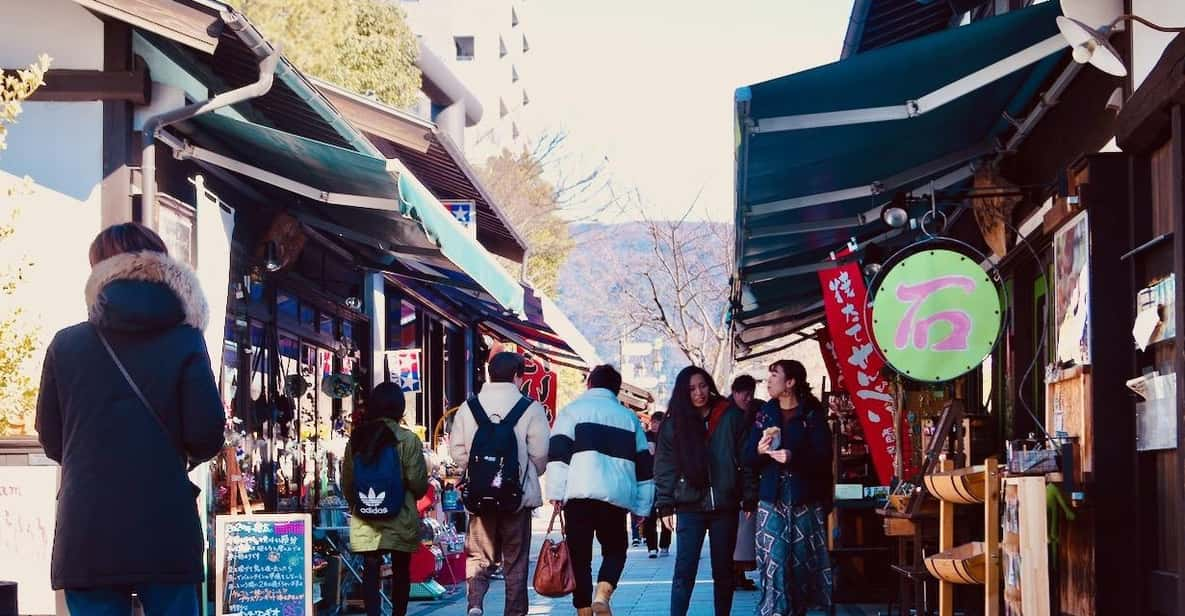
(923, 465, 987, 504)
(925, 542, 986, 584)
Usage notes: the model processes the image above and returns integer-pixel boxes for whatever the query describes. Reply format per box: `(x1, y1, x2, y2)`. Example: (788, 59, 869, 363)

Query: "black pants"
(565, 499, 629, 609)
(362, 550, 412, 616)
(644, 512, 672, 551)
(670, 510, 739, 616)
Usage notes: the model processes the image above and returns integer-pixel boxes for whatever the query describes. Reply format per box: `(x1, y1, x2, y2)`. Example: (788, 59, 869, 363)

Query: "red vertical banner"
(520, 356, 558, 425)
(818, 263, 916, 485)
(817, 329, 847, 392)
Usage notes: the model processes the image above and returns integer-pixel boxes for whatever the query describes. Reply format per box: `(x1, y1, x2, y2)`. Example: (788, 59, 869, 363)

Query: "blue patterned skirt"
(755, 482, 833, 616)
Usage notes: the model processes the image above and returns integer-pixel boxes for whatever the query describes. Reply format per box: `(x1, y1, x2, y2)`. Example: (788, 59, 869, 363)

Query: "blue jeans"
(670, 510, 739, 616)
(65, 584, 198, 616)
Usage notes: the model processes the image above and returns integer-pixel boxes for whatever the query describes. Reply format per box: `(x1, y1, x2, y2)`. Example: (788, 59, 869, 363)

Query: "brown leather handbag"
(532, 509, 577, 597)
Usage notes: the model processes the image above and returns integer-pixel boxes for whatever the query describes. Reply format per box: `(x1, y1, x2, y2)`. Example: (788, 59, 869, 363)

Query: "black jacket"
(653, 400, 756, 513)
(36, 251, 225, 589)
(742, 399, 833, 510)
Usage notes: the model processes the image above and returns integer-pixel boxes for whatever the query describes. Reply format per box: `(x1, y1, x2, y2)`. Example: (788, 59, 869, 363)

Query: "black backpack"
(461, 395, 533, 515)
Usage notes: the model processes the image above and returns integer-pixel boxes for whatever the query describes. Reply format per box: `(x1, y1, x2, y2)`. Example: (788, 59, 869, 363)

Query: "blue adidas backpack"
(349, 426, 406, 520)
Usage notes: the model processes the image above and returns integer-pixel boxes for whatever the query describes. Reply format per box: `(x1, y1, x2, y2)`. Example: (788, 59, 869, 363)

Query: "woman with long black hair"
(743, 359, 834, 616)
(654, 366, 755, 616)
(341, 383, 429, 616)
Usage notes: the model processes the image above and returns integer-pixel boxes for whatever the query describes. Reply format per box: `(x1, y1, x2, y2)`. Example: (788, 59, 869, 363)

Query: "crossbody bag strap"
(93, 325, 190, 472)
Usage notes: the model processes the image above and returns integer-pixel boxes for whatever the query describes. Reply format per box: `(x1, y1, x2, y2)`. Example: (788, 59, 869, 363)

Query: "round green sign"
(869, 248, 1002, 382)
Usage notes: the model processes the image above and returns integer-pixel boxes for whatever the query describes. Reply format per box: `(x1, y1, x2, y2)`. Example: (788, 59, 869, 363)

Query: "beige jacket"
(450, 382, 551, 510)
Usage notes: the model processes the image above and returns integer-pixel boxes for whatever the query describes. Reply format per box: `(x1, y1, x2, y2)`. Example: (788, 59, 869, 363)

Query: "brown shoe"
(592, 581, 615, 615)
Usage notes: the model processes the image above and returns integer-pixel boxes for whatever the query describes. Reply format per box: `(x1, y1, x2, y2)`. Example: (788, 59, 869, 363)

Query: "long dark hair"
(667, 366, 723, 489)
(351, 382, 406, 461)
(769, 359, 821, 411)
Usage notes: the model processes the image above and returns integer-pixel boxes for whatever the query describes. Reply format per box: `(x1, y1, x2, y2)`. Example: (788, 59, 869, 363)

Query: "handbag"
(532, 509, 577, 598)
(94, 325, 193, 474)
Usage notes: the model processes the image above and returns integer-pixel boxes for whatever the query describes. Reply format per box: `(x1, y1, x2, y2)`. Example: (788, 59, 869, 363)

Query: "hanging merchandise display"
(819, 262, 916, 485)
(868, 247, 1004, 383)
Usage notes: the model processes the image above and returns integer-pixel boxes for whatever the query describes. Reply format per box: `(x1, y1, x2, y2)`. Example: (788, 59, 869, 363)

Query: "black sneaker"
(648, 550, 658, 559)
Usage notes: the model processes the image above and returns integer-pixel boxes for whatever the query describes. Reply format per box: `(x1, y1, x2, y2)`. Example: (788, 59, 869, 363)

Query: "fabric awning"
(732, 1, 1066, 346)
(169, 113, 525, 316)
(395, 168, 525, 316)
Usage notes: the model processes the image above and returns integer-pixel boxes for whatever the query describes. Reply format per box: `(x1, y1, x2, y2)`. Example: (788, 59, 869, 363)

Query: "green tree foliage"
(0, 210, 39, 436)
(0, 55, 49, 436)
(479, 148, 574, 297)
(227, 0, 421, 108)
(0, 54, 49, 151)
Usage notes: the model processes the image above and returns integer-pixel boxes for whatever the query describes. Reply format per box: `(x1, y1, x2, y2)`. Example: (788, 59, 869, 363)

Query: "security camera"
(1105, 87, 1124, 113)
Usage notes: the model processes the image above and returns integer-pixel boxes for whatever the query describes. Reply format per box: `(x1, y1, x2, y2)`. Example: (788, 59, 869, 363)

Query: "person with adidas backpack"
(341, 382, 429, 616)
(450, 351, 551, 616)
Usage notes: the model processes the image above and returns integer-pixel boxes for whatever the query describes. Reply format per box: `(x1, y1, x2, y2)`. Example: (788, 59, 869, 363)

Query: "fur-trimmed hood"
(85, 251, 209, 330)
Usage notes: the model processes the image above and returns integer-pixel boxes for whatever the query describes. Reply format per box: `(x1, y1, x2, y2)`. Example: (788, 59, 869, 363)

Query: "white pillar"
(365, 271, 386, 387)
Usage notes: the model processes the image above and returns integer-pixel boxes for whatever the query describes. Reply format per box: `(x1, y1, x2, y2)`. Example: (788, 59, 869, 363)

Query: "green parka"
(341, 419, 429, 553)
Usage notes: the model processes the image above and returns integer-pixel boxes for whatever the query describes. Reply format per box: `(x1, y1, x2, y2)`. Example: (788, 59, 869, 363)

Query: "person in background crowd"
(629, 411, 648, 548)
(547, 365, 655, 616)
(745, 360, 834, 616)
(36, 223, 225, 615)
(654, 366, 756, 616)
(341, 383, 429, 616)
(450, 352, 551, 616)
(642, 411, 672, 557)
(728, 375, 761, 591)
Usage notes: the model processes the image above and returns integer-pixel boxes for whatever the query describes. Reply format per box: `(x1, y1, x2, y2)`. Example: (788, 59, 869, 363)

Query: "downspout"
(140, 10, 279, 225)
(520, 246, 531, 284)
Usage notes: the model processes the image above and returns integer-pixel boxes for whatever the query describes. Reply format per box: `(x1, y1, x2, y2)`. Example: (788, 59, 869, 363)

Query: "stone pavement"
(394, 528, 881, 616)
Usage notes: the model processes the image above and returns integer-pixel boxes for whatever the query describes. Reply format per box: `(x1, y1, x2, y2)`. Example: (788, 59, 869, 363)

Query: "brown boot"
(577, 608, 594, 616)
(591, 581, 615, 615)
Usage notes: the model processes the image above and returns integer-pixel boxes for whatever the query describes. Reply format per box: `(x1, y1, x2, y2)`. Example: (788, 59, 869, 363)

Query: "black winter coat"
(742, 399, 833, 510)
(35, 251, 225, 590)
(653, 401, 757, 513)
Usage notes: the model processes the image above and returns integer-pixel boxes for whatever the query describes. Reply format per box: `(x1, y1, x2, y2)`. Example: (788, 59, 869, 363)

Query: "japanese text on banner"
(819, 263, 916, 484)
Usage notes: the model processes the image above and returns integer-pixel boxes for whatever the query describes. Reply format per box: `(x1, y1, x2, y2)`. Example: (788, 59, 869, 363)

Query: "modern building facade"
(400, 0, 533, 158)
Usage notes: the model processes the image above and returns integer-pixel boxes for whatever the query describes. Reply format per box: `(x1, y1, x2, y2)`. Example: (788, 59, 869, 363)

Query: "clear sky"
(525, 0, 855, 222)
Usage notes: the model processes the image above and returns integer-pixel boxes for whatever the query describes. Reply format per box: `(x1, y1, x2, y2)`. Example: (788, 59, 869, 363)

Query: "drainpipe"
(140, 10, 279, 225)
(520, 246, 531, 284)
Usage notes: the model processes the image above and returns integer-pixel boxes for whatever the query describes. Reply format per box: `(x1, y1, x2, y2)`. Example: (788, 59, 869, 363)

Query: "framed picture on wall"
(1053, 210, 1091, 366)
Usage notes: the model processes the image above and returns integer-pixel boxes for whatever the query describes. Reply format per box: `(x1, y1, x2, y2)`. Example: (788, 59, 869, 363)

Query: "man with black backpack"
(450, 351, 551, 616)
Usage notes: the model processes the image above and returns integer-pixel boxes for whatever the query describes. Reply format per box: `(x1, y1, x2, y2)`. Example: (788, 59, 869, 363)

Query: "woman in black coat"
(35, 223, 225, 615)
(742, 359, 833, 616)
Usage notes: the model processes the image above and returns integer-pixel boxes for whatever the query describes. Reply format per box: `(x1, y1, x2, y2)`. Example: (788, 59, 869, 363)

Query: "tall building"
(400, 0, 533, 159)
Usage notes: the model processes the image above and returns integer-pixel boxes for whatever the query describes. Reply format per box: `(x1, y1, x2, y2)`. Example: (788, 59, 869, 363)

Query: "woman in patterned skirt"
(743, 359, 833, 616)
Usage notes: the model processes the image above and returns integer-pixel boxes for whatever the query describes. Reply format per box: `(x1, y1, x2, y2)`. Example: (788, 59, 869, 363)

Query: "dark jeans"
(631, 513, 644, 542)
(644, 512, 672, 551)
(670, 510, 739, 616)
(565, 499, 629, 609)
(65, 584, 198, 616)
(362, 550, 412, 616)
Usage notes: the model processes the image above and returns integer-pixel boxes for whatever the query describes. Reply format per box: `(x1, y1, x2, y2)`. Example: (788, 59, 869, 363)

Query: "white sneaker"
(648, 550, 658, 559)
(468, 609, 483, 616)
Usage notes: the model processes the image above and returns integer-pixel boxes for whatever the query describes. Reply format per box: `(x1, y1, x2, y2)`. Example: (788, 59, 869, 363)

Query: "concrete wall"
(0, 0, 105, 395)
(1131, 0, 1185, 92)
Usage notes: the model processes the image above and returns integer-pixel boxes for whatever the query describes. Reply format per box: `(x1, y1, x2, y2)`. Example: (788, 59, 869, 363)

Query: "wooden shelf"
(926, 457, 1000, 616)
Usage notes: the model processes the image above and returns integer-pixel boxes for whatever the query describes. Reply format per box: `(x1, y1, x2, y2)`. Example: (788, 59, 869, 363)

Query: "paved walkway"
(394, 528, 880, 616)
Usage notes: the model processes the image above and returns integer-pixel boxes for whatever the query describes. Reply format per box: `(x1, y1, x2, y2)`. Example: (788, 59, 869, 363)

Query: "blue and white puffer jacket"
(545, 388, 655, 516)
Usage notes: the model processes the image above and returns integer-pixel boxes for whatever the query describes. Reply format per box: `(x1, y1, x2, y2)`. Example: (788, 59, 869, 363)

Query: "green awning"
(732, 1, 1066, 347)
(171, 114, 525, 315)
(396, 167, 526, 316)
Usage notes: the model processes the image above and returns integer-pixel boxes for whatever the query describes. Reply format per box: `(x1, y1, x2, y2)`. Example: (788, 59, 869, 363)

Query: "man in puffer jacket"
(547, 365, 654, 616)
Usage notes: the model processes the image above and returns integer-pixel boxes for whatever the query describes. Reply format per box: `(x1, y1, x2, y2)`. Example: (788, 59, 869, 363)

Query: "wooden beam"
(101, 19, 135, 227)
(17, 64, 151, 104)
(73, 0, 222, 54)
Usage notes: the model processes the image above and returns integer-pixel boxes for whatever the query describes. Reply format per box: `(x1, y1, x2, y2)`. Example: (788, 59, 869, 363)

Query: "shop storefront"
(729, 3, 1180, 615)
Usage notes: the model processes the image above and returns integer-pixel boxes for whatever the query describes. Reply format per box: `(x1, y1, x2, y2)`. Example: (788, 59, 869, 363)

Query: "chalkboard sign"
(215, 514, 313, 616)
